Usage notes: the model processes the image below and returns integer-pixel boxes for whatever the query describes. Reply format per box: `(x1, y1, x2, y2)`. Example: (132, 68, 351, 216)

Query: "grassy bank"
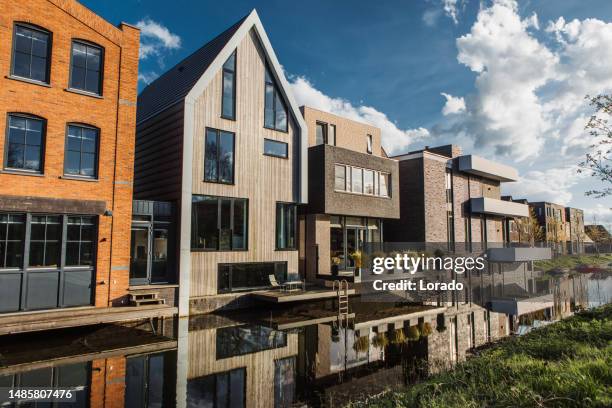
(534, 253, 612, 272)
(356, 304, 612, 408)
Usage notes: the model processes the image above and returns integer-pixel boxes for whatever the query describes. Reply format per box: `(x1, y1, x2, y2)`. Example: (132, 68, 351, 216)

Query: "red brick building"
(0, 0, 139, 313)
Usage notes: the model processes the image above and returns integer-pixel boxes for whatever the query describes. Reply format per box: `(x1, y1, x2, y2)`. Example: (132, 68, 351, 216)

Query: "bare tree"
(578, 94, 612, 198)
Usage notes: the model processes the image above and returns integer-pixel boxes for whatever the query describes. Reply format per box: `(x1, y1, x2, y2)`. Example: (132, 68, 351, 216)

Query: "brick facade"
(0, 0, 139, 309)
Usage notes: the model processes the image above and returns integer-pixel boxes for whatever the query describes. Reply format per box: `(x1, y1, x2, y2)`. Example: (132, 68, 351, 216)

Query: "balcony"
(457, 155, 518, 182)
(307, 144, 400, 219)
(487, 247, 552, 262)
(470, 197, 529, 218)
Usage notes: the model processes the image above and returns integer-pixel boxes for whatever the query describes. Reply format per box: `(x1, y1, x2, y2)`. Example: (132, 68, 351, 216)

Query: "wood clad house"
(135, 10, 308, 316)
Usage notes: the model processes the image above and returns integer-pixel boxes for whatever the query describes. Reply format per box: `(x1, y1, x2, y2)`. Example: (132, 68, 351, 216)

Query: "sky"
(81, 0, 612, 228)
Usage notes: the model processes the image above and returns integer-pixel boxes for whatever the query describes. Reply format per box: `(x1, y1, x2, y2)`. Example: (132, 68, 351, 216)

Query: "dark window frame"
(217, 261, 288, 293)
(191, 195, 248, 252)
(263, 66, 288, 132)
(275, 202, 297, 250)
(0, 213, 25, 269)
(68, 39, 104, 96)
(64, 122, 100, 179)
(3, 112, 46, 174)
(315, 121, 327, 145)
(366, 134, 373, 154)
(204, 127, 235, 184)
(10, 22, 52, 84)
(0, 212, 97, 313)
(263, 138, 288, 159)
(221, 50, 236, 120)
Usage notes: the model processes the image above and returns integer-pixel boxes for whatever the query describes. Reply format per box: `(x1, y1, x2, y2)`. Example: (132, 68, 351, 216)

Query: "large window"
(29, 215, 61, 267)
(65, 124, 98, 178)
(264, 67, 288, 131)
(216, 325, 286, 359)
(11, 24, 51, 83)
(66, 216, 95, 266)
(264, 139, 288, 158)
(334, 164, 390, 198)
(218, 262, 287, 293)
(276, 203, 297, 250)
(0, 214, 25, 268)
(191, 195, 247, 251)
(330, 216, 383, 272)
(204, 128, 234, 183)
(221, 51, 236, 119)
(0, 213, 97, 313)
(4, 114, 45, 173)
(70, 40, 103, 95)
(187, 368, 245, 408)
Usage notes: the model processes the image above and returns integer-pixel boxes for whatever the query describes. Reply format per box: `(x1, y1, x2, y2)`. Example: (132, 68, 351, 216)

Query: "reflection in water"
(0, 272, 609, 407)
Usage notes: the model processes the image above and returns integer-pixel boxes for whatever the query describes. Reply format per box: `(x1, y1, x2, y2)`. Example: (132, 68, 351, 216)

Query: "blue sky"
(82, 0, 612, 227)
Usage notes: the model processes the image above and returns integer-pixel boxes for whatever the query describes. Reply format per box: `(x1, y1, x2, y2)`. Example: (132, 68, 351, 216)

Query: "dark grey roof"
(137, 15, 248, 124)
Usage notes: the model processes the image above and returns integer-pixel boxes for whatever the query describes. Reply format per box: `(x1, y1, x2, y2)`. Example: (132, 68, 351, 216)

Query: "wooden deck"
(252, 288, 356, 303)
(0, 304, 177, 336)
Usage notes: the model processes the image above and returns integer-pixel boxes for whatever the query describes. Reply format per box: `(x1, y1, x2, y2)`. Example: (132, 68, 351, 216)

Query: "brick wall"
(0, 0, 139, 307)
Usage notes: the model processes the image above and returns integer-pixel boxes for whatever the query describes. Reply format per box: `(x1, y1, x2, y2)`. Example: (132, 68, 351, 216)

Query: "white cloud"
(423, 9, 442, 27)
(135, 18, 181, 61)
(289, 76, 429, 154)
(138, 71, 159, 85)
(502, 166, 587, 205)
(441, 93, 466, 115)
(583, 204, 612, 227)
(443, 0, 460, 24)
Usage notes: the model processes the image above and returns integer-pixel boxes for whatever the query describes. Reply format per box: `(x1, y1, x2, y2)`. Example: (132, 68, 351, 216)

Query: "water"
(0, 273, 609, 407)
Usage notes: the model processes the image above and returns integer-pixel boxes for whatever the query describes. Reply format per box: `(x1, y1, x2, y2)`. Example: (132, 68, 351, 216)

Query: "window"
(70, 40, 103, 95)
(11, 24, 51, 83)
(264, 67, 288, 131)
(29, 215, 61, 267)
(217, 325, 286, 358)
(5, 114, 44, 172)
(329, 124, 336, 146)
(218, 262, 287, 293)
(364, 170, 374, 195)
(264, 139, 288, 158)
(276, 203, 297, 250)
(0, 214, 25, 268)
(315, 122, 326, 145)
(315, 122, 335, 145)
(188, 368, 246, 408)
(366, 134, 373, 154)
(334, 164, 390, 197)
(351, 167, 363, 194)
(221, 51, 236, 119)
(379, 173, 390, 197)
(65, 124, 98, 178)
(66, 216, 95, 266)
(191, 195, 248, 251)
(334, 164, 346, 191)
(204, 128, 234, 183)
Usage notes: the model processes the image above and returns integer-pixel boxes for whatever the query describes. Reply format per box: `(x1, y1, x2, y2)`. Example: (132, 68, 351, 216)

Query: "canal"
(0, 272, 609, 407)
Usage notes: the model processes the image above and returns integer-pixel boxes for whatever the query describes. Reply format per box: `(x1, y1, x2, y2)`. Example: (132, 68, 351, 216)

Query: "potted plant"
(391, 328, 406, 345)
(371, 332, 389, 349)
(419, 322, 433, 337)
(331, 257, 341, 276)
(353, 335, 370, 353)
(406, 325, 421, 342)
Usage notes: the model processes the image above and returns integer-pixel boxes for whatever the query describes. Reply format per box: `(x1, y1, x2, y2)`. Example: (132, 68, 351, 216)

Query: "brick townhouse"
(0, 0, 140, 316)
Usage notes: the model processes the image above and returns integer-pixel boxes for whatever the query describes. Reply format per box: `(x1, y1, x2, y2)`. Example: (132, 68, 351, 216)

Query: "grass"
(353, 304, 612, 408)
(534, 253, 612, 272)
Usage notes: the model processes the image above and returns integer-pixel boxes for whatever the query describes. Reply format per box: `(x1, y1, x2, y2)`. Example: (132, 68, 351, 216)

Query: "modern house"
(529, 201, 569, 252)
(135, 10, 308, 316)
(385, 145, 551, 264)
(565, 207, 585, 253)
(0, 0, 141, 316)
(298, 107, 400, 283)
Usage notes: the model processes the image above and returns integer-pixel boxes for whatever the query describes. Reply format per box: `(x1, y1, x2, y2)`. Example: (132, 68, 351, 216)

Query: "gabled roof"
(136, 15, 247, 124)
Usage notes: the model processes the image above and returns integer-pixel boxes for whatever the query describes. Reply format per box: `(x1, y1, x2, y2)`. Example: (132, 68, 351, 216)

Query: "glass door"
(151, 228, 168, 283)
(130, 225, 150, 285)
(345, 227, 365, 270)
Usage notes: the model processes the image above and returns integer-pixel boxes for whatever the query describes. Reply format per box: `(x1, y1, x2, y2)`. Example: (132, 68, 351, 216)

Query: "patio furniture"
(269, 275, 286, 291)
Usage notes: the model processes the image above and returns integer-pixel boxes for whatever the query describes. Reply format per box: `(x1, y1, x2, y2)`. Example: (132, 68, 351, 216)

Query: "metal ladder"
(333, 279, 350, 324)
